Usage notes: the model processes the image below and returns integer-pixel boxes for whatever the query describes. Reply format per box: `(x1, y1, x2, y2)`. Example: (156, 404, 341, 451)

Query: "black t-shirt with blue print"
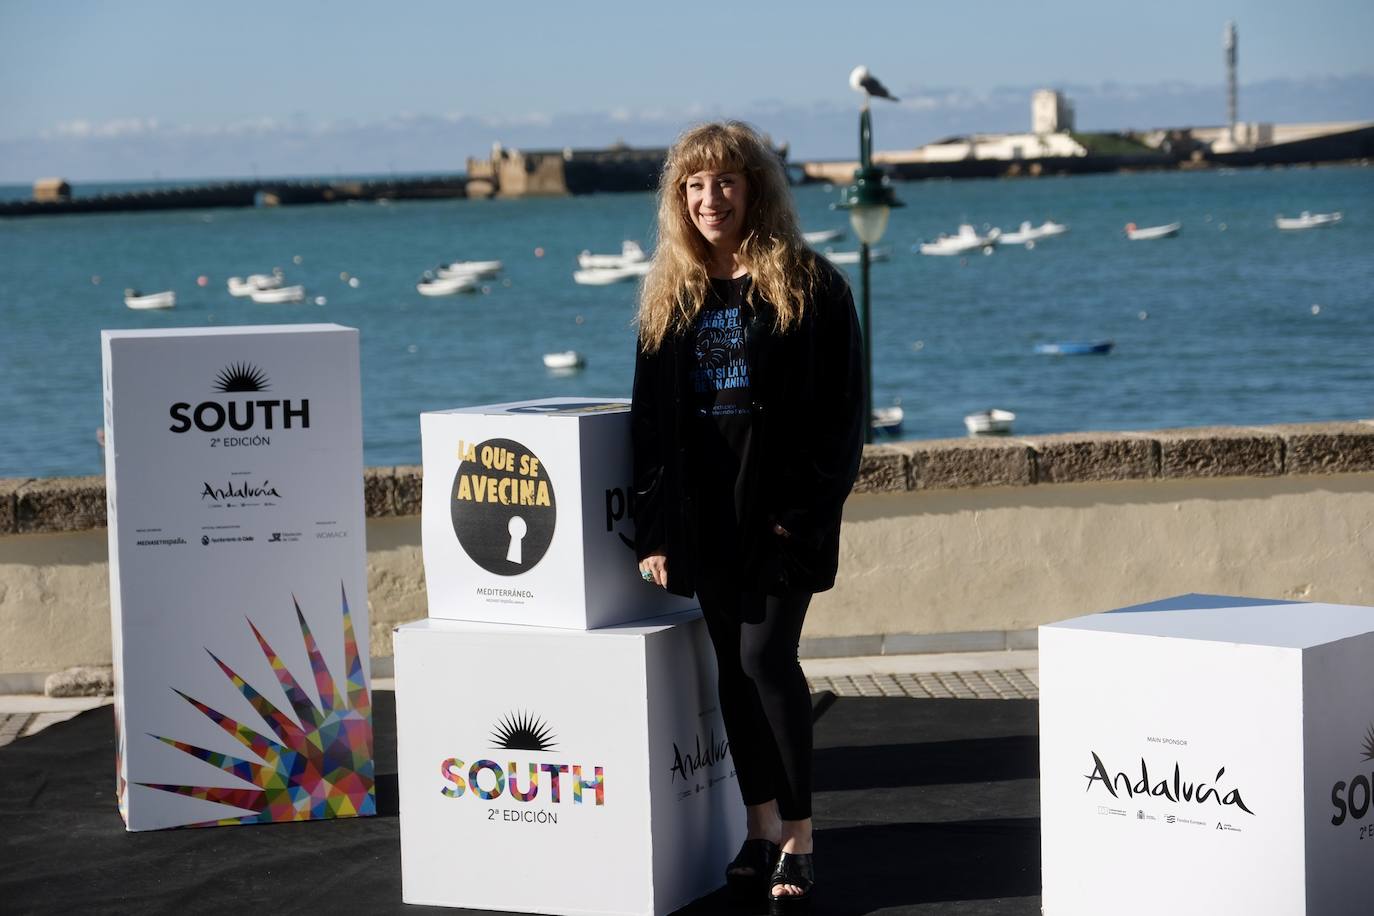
(687, 275, 754, 582)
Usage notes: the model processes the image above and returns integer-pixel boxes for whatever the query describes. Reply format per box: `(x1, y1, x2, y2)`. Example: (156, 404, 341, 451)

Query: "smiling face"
(685, 169, 748, 254)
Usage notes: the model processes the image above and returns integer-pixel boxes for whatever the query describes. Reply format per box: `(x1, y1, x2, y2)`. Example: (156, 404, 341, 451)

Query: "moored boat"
(998, 220, 1069, 245)
(572, 260, 652, 285)
(577, 240, 648, 270)
(871, 404, 904, 436)
(1275, 211, 1342, 230)
(824, 246, 890, 265)
(916, 224, 1000, 256)
(417, 275, 478, 296)
(1125, 221, 1181, 240)
(124, 289, 176, 310)
(227, 273, 282, 297)
(964, 408, 1016, 435)
(437, 259, 502, 279)
(803, 228, 844, 245)
(542, 350, 586, 370)
(249, 284, 306, 304)
(1034, 339, 1114, 356)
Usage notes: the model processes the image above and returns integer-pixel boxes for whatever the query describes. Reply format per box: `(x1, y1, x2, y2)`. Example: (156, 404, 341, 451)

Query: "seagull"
(849, 65, 899, 102)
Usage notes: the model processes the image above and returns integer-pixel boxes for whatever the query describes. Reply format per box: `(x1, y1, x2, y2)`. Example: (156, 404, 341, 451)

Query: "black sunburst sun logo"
(1361, 723, 1374, 762)
(490, 711, 559, 752)
(213, 363, 270, 393)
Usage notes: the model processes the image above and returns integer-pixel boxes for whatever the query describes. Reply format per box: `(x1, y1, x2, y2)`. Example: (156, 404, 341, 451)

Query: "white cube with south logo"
(420, 397, 695, 629)
(1039, 594, 1374, 916)
(394, 611, 745, 915)
(100, 325, 374, 831)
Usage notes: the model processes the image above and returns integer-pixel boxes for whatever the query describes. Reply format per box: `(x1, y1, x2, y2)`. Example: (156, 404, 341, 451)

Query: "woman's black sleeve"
(629, 341, 668, 560)
(772, 270, 865, 542)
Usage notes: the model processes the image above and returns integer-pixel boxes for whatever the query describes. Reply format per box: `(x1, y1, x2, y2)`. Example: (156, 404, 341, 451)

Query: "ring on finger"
(640, 569, 654, 582)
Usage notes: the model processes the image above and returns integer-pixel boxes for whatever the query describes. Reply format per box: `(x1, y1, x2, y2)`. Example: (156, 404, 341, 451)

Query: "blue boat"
(1034, 339, 1114, 356)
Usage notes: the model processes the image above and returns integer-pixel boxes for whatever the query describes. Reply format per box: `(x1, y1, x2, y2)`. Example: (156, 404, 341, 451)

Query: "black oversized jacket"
(630, 260, 865, 598)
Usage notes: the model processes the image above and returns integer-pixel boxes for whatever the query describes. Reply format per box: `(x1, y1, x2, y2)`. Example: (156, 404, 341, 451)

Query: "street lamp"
(835, 101, 904, 443)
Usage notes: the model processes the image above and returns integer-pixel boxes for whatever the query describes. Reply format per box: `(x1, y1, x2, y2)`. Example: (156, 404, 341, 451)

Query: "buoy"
(91, 275, 101, 285)
(407, 344, 418, 354)
(912, 340, 925, 351)
(348, 277, 360, 288)
(314, 296, 327, 306)
(197, 275, 208, 287)
(340, 271, 350, 281)
(293, 255, 303, 264)
(1138, 310, 1149, 320)
(1311, 304, 1321, 315)
(534, 247, 545, 258)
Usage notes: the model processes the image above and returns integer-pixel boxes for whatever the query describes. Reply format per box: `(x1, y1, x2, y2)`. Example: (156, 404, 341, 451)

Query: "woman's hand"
(639, 550, 668, 589)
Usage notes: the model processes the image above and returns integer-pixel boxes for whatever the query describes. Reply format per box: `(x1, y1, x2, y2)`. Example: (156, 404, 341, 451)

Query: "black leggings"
(697, 583, 814, 821)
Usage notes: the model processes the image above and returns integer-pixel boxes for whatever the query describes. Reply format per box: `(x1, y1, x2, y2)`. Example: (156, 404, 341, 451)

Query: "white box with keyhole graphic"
(394, 610, 745, 915)
(420, 398, 696, 630)
(1040, 594, 1374, 916)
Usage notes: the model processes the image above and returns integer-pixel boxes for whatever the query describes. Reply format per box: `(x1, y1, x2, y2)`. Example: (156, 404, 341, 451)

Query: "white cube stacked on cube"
(420, 398, 695, 629)
(399, 397, 741, 915)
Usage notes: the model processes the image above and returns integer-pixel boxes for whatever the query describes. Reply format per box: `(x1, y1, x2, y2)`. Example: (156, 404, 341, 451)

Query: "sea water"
(1, 166, 1370, 478)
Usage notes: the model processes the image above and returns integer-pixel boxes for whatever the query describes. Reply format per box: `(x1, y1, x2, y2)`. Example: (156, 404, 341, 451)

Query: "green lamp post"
(835, 102, 904, 444)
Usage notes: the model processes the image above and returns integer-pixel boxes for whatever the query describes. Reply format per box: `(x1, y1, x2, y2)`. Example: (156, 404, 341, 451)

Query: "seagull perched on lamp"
(849, 65, 899, 103)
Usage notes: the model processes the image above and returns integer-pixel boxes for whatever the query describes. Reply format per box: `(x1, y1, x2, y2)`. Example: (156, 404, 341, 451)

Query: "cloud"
(3, 75, 1370, 183)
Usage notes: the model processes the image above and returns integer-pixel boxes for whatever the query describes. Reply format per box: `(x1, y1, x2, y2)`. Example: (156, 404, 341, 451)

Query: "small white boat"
(572, 260, 653, 285)
(871, 404, 904, 436)
(803, 228, 844, 245)
(824, 247, 890, 265)
(997, 220, 1069, 245)
(226, 273, 282, 297)
(916, 224, 1000, 256)
(124, 289, 176, 310)
(418, 274, 478, 296)
(542, 350, 586, 370)
(578, 240, 649, 270)
(437, 259, 503, 279)
(1275, 211, 1342, 230)
(250, 284, 306, 304)
(1125, 221, 1181, 241)
(964, 409, 1016, 435)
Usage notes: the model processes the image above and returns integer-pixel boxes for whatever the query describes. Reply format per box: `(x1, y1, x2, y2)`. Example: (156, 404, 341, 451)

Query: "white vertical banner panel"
(102, 324, 373, 831)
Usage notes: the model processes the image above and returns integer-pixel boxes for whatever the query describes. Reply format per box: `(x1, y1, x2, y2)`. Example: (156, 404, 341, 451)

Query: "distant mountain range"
(2, 74, 1370, 184)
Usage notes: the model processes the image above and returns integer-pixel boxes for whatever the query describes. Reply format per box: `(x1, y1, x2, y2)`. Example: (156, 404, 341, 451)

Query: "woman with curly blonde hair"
(631, 120, 865, 912)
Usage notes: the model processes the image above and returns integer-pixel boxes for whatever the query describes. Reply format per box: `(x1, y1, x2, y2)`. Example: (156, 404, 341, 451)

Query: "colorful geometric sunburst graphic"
(140, 586, 375, 826)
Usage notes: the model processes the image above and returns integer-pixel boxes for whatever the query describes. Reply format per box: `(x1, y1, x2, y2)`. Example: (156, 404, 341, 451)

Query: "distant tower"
(1224, 21, 1238, 143)
(1032, 89, 1075, 134)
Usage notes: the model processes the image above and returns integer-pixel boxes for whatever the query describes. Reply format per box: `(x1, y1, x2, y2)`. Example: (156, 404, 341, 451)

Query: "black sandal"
(768, 852, 815, 913)
(725, 838, 780, 901)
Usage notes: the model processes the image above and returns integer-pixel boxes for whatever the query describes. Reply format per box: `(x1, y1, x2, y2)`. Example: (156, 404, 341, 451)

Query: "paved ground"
(0, 649, 1040, 749)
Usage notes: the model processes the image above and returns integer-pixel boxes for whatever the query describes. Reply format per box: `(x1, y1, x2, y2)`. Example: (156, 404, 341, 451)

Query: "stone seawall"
(7, 422, 1373, 535)
(3, 421, 1373, 683)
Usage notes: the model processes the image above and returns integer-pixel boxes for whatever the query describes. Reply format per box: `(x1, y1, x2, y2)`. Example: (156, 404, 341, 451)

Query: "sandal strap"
(769, 852, 815, 893)
(728, 838, 780, 873)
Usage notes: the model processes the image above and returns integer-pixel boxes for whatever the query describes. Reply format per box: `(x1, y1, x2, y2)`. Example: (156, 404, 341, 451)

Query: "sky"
(1, 0, 1371, 182)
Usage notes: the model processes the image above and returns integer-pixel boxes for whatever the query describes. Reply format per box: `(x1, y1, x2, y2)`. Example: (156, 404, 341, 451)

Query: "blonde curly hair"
(636, 121, 820, 352)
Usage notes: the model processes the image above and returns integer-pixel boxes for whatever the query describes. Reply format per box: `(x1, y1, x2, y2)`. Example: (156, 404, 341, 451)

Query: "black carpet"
(0, 693, 1041, 915)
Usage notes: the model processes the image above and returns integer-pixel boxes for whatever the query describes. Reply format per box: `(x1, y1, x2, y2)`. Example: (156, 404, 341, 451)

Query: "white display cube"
(420, 398, 695, 630)
(395, 611, 744, 915)
(102, 325, 374, 831)
(1040, 594, 1374, 916)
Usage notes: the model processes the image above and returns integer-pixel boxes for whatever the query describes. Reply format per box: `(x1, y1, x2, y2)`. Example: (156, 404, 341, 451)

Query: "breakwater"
(0, 175, 469, 217)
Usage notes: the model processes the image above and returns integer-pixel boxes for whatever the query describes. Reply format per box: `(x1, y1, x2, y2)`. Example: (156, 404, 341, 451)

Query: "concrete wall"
(3, 422, 1374, 680)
